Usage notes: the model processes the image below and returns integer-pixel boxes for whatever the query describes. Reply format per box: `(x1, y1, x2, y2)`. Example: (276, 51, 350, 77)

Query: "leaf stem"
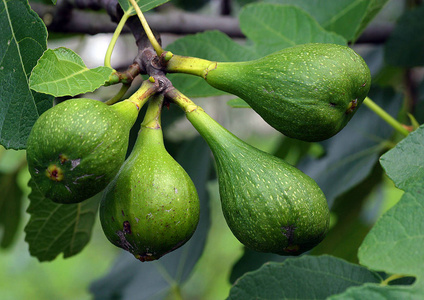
(363, 97, 410, 137)
(380, 274, 408, 286)
(104, 11, 131, 68)
(105, 84, 131, 105)
(128, 0, 164, 56)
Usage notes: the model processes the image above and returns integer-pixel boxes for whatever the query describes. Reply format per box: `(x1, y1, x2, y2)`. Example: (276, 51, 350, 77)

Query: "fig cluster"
(26, 43, 371, 260)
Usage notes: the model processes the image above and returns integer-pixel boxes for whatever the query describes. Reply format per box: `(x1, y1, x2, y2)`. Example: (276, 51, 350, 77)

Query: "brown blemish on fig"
(59, 154, 68, 164)
(46, 164, 64, 182)
(345, 99, 358, 114)
(135, 253, 156, 262)
(284, 244, 300, 253)
(123, 221, 132, 234)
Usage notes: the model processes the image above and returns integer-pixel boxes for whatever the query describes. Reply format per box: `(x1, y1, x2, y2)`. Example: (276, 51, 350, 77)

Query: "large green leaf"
(239, 3, 347, 56)
(118, 0, 170, 14)
(384, 5, 424, 67)
(24, 180, 99, 261)
(90, 136, 213, 299)
(380, 124, 424, 190)
(263, 0, 389, 41)
(227, 255, 381, 299)
(358, 125, 424, 283)
(29, 48, 113, 97)
(359, 187, 424, 277)
(0, 0, 53, 149)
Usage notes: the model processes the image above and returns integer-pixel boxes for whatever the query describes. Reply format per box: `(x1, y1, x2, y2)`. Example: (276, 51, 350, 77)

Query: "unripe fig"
(166, 43, 371, 142)
(184, 105, 330, 255)
(100, 96, 200, 262)
(26, 98, 140, 204)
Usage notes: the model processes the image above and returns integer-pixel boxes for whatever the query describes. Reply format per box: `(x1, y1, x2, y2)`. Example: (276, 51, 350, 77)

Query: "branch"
(31, 1, 241, 38)
(30, 1, 390, 42)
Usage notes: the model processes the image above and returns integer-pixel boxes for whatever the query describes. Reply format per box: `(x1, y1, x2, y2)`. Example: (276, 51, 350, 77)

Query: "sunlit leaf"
(29, 48, 113, 97)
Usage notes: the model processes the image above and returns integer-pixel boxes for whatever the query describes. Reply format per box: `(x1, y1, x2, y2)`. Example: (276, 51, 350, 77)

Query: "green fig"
(169, 90, 329, 255)
(166, 43, 371, 142)
(100, 96, 200, 262)
(26, 81, 156, 204)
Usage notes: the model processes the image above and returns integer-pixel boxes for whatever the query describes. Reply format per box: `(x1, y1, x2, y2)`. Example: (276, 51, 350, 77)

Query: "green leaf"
(227, 98, 250, 108)
(165, 30, 256, 98)
(90, 136, 213, 299)
(228, 255, 381, 299)
(29, 48, 113, 97)
(24, 180, 99, 261)
(230, 248, 286, 284)
(329, 283, 422, 300)
(354, 0, 390, 41)
(0, 171, 23, 248)
(263, 0, 389, 41)
(299, 86, 403, 207)
(0, 0, 53, 149)
(357, 125, 424, 281)
(118, 0, 170, 14)
(380, 124, 424, 190)
(358, 187, 424, 277)
(239, 3, 347, 56)
(384, 5, 424, 67)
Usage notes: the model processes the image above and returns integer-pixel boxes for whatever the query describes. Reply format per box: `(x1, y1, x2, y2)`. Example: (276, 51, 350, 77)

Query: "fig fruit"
(173, 93, 329, 255)
(26, 99, 139, 203)
(166, 43, 371, 142)
(100, 96, 200, 262)
(26, 81, 156, 203)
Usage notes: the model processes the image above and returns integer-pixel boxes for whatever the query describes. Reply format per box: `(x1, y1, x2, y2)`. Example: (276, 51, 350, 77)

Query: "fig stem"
(105, 84, 131, 105)
(105, 11, 131, 69)
(114, 79, 159, 110)
(363, 97, 410, 137)
(141, 94, 164, 129)
(166, 87, 204, 113)
(165, 55, 214, 78)
(129, 0, 164, 56)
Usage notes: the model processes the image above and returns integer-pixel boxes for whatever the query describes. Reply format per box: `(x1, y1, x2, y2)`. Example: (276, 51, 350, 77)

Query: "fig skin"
(166, 43, 371, 142)
(100, 99, 200, 262)
(186, 107, 330, 255)
(26, 98, 139, 204)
